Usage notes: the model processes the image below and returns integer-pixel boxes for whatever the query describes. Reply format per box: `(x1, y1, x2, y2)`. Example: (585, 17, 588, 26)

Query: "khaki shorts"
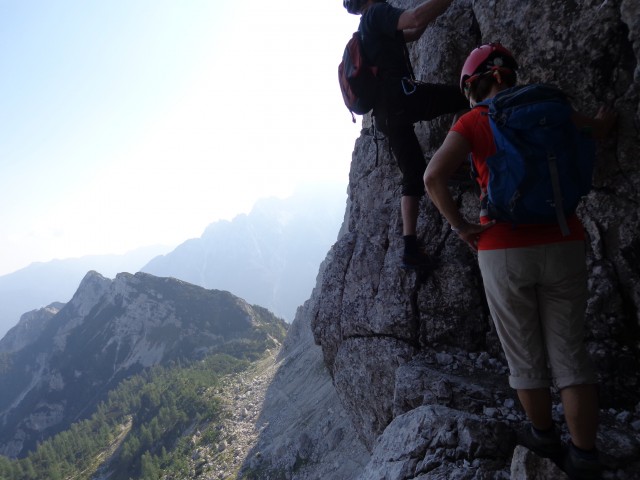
(478, 241, 597, 390)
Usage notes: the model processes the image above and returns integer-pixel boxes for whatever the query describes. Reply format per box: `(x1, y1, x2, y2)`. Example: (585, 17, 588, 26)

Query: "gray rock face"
(510, 446, 566, 480)
(237, 252, 371, 480)
(358, 405, 515, 480)
(309, 0, 640, 477)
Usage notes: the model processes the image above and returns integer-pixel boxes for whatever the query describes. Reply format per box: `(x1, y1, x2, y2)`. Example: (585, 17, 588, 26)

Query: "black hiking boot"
(400, 249, 433, 271)
(517, 424, 563, 461)
(561, 442, 602, 480)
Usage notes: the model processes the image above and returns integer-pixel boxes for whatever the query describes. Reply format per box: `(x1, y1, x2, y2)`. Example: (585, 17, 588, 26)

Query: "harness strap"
(547, 152, 570, 236)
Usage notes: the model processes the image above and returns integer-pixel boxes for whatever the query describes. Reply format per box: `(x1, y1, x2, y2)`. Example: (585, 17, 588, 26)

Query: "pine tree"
(20, 458, 36, 480)
(140, 451, 160, 480)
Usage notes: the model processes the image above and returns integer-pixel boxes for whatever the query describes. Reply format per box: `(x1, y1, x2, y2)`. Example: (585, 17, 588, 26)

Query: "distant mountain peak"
(0, 302, 65, 354)
(142, 188, 346, 322)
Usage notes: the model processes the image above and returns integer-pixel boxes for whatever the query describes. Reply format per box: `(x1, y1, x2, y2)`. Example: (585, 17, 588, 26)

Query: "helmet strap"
(492, 69, 503, 85)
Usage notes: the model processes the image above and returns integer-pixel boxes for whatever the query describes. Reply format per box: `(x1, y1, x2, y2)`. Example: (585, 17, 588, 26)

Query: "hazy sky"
(0, 0, 361, 276)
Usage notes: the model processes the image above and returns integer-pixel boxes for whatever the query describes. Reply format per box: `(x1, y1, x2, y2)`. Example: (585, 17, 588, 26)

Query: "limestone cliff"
(307, 0, 639, 478)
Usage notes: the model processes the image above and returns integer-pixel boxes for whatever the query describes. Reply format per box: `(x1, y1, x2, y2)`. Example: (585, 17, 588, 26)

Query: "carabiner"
(401, 77, 417, 96)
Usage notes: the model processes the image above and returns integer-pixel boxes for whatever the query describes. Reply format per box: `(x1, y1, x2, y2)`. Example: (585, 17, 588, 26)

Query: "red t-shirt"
(451, 107, 585, 250)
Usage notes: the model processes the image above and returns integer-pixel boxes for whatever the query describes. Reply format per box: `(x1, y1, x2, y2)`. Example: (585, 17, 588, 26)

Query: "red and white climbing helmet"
(459, 43, 518, 92)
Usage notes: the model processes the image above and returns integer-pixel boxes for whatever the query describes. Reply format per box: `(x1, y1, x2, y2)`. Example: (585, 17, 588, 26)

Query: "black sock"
(570, 441, 598, 459)
(403, 235, 418, 255)
(532, 424, 555, 436)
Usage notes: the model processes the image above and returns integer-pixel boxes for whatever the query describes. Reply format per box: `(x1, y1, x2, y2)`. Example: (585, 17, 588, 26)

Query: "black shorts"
(374, 81, 468, 197)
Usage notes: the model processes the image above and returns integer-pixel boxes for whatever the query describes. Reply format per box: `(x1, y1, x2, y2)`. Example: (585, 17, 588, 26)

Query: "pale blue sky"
(0, 0, 361, 275)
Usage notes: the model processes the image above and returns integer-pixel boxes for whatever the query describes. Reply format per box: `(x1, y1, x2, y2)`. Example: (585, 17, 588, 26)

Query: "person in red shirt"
(424, 43, 616, 479)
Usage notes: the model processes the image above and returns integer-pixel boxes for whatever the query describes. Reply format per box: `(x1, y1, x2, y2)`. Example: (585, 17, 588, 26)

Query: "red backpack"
(338, 31, 379, 122)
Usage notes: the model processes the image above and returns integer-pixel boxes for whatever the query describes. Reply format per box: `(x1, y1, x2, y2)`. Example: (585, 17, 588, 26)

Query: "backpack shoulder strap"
(491, 84, 569, 110)
(402, 42, 415, 81)
(354, 30, 372, 65)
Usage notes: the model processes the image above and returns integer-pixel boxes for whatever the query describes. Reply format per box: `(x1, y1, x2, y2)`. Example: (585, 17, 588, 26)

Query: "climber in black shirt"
(344, 0, 468, 269)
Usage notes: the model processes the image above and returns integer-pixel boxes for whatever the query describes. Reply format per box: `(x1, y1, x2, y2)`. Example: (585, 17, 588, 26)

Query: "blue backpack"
(477, 84, 595, 235)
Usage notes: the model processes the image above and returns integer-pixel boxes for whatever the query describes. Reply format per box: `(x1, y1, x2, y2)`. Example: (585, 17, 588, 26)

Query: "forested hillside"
(0, 270, 288, 479)
(0, 349, 276, 480)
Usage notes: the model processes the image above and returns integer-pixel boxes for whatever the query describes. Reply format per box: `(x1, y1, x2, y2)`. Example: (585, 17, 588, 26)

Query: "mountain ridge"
(0, 186, 346, 340)
(0, 246, 171, 339)
(0, 270, 287, 459)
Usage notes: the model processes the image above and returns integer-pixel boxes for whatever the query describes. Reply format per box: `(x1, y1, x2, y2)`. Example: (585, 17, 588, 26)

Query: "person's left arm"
(572, 105, 617, 139)
(398, 0, 453, 42)
(403, 25, 428, 43)
(424, 131, 494, 250)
